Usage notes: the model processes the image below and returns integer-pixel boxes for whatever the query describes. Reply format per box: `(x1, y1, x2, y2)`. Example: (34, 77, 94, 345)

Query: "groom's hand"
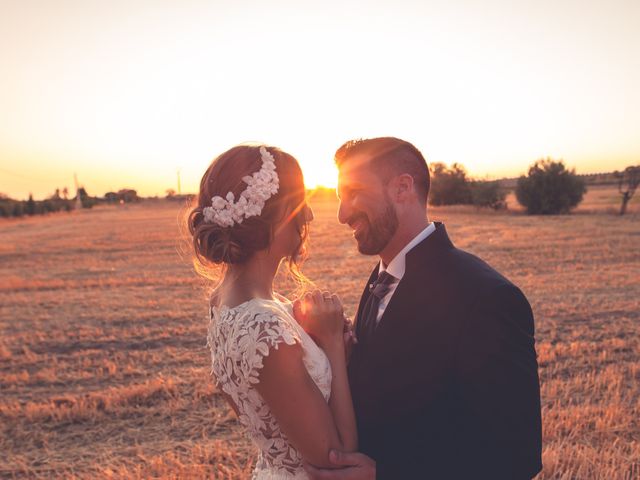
(343, 315, 357, 361)
(304, 450, 376, 480)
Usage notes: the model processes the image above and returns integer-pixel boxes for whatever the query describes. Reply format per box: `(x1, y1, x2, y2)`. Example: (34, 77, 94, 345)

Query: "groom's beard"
(352, 198, 399, 255)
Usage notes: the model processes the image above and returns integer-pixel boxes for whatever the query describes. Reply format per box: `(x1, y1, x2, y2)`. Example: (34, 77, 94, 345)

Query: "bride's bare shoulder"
(274, 292, 291, 303)
(210, 288, 255, 310)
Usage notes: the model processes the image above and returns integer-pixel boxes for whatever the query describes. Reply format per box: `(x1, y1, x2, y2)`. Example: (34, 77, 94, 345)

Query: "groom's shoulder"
(410, 224, 511, 286)
(439, 244, 509, 280)
(453, 247, 534, 314)
(425, 244, 521, 299)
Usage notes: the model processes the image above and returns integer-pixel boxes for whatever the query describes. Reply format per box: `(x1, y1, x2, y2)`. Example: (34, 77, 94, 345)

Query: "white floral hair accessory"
(203, 146, 279, 227)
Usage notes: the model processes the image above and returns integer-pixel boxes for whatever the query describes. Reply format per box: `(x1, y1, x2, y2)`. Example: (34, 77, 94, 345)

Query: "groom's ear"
(390, 174, 415, 203)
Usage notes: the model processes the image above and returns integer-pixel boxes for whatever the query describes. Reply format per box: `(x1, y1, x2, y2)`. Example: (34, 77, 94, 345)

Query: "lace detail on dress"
(207, 298, 332, 479)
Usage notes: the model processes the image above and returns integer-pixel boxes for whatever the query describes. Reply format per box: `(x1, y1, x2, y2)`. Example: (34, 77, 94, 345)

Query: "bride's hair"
(186, 144, 310, 286)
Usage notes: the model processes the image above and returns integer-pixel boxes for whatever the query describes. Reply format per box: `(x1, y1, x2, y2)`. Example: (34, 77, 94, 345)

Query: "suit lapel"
(373, 268, 420, 338)
(354, 265, 379, 340)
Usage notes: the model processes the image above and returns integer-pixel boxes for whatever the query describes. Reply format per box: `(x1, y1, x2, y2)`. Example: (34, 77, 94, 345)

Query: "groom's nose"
(337, 200, 351, 225)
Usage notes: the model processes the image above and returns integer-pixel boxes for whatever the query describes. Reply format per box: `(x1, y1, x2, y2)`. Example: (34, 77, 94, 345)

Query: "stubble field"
(1, 186, 639, 479)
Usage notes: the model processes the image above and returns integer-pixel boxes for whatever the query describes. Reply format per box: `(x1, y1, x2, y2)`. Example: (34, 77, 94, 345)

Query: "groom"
(306, 138, 542, 479)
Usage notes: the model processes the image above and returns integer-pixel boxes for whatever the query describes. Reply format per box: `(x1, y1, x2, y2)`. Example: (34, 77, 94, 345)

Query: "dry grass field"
(1, 185, 638, 479)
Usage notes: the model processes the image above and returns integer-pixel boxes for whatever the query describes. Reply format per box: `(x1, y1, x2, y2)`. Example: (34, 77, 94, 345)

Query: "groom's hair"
(334, 137, 430, 204)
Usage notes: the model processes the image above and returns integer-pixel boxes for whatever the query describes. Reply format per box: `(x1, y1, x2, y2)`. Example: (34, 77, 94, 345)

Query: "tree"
(429, 162, 473, 205)
(26, 194, 36, 215)
(76, 187, 95, 209)
(470, 180, 507, 210)
(516, 158, 586, 214)
(616, 166, 639, 216)
(0, 194, 11, 217)
(62, 187, 69, 200)
(13, 202, 25, 217)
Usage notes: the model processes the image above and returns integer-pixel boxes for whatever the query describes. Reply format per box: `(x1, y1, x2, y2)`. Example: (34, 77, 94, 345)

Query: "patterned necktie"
(357, 270, 398, 343)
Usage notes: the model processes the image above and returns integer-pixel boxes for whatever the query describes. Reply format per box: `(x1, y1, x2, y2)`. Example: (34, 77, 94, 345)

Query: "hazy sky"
(1, 0, 639, 199)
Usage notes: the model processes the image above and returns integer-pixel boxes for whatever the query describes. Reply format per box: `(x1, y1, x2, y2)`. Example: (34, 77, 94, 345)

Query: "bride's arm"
(255, 340, 357, 468)
(254, 292, 358, 468)
(324, 333, 359, 452)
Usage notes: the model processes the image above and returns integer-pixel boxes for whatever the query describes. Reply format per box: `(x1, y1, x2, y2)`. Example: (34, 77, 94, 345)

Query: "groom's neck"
(379, 214, 430, 267)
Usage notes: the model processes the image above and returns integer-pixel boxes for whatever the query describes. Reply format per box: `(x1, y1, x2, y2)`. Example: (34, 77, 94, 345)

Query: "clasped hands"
(293, 290, 357, 355)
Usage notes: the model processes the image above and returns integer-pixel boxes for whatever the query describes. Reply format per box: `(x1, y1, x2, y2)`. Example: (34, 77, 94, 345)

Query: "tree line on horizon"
(426, 159, 638, 215)
(1, 161, 638, 219)
(0, 187, 140, 218)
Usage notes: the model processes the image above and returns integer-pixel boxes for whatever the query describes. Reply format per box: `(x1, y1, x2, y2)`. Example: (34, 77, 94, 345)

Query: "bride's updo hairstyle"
(187, 144, 309, 282)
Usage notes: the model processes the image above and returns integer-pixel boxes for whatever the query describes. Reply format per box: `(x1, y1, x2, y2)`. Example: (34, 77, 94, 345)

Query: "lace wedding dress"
(207, 298, 332, 479)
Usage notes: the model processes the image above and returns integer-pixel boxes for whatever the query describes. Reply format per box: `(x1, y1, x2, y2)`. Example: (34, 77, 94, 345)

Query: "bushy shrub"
(429, 162, 473, 205)
(470, 181, 507, 210)
(516, 158, 586, 214)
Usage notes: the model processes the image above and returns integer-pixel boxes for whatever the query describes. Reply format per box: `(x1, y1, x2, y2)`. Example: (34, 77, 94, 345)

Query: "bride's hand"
(293, 290, 344, 349)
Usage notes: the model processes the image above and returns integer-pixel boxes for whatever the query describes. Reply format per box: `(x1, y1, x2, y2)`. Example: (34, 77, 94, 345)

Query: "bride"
(187, 144, 358, 479)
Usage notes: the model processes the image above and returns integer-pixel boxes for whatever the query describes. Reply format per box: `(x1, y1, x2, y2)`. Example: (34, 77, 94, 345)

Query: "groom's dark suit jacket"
(347, 223, 542, 479)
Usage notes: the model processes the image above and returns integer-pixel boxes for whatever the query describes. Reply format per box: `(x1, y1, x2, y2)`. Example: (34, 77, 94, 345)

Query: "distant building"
(104, 192, 119, 203)
(118, 189, 139, 203)
(104, 189, 139, 204)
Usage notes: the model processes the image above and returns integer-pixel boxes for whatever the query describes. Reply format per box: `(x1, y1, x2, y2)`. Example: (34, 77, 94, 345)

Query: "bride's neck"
(224, 252, 282, 300)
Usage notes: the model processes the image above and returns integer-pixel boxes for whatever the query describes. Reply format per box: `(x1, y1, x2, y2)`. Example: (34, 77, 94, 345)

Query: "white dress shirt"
(375, 222, 436, 323)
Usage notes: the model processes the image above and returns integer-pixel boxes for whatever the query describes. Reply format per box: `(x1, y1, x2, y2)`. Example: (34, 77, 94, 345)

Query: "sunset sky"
(1, 0, 639, 199)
